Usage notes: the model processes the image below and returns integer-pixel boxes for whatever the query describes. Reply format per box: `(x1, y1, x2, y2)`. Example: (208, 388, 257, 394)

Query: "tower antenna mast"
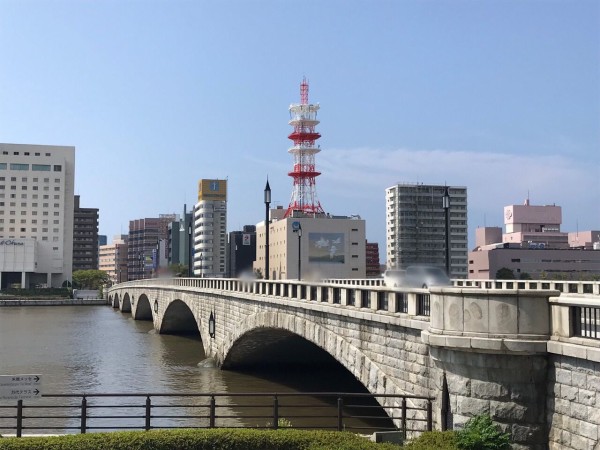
(284, 78, 325, 217)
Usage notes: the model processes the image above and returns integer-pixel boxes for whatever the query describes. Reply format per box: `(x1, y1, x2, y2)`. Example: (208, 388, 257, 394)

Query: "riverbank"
(0, 298, 107, 306)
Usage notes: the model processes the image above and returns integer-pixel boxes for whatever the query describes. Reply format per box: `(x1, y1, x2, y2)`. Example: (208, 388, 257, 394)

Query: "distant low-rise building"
(99, 235, 128, 284)
(469, 200, 600, 279)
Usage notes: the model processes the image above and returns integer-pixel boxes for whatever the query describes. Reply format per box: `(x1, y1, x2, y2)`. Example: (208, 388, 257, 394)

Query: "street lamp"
(264, 180, 271, 280)
(188, 221, 193, 278)
(292, 221, 302, 280)
(443, 186, 451, 277)
(199, 252, 204, 278)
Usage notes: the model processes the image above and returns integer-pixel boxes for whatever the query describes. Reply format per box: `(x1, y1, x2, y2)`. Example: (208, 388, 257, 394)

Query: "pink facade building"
(469, 200, 600, 279)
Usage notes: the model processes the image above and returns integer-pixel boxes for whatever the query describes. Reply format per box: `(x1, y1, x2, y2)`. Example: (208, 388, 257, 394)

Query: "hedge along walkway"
(0, 428, 403, 450)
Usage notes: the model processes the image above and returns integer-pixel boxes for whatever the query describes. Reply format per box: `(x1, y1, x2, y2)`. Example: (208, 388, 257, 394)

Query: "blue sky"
(1, 0, 598, 256)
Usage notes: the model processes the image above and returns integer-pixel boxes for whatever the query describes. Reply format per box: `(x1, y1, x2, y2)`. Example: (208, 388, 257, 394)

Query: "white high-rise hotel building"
(0, 143, 75, 288)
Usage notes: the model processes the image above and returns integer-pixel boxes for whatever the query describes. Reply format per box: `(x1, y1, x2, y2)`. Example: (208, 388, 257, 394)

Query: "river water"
(0, 305, 390, 434)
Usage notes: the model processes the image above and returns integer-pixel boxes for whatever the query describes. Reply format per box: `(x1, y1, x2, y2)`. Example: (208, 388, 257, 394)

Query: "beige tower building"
(193, 179, 227, 278)
(0, 143, 75, 288)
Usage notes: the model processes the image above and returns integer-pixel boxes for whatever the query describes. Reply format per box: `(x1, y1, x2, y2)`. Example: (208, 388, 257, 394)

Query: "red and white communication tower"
(284, 78, 325, 218)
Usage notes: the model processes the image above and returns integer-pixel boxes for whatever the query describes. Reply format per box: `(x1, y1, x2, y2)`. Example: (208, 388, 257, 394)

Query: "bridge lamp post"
(292, 221, 302, 280)
(264, 180, 271, 280)
(188, 220, 193, 278)
(443, 186, 451, 277)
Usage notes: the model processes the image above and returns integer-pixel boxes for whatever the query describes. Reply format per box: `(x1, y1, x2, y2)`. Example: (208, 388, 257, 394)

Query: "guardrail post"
(16, 400, 23, 438)
(272, 395, 279, 429)
(401, 397, 407, 438)
(427, 399, 433, 431)
(337, 397, 343, 431)
(145, 396, 151, 431)
(80, 396, 87, 433)
(210, 396, 216, 428)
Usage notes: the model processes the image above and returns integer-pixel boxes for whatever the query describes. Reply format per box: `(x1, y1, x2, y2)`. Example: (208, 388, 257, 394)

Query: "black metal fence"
(0, 392, 433, 438)
(573, 306, 600, 340)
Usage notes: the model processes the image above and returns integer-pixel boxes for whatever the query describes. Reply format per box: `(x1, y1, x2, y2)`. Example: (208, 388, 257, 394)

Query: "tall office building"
(73, 195, 99, 271)
(128, 215, 176, 280)
(0, 143, 75, 288)
(167, 205, 193, 274)
(193, 179, 227, 278)
(386, 183, 468, 278)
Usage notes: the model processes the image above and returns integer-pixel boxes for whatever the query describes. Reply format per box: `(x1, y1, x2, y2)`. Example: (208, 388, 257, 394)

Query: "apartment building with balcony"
(386, 183, 468, 278)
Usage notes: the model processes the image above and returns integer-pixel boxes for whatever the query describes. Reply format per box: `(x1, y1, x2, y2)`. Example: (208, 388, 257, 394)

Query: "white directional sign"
(0, 374, 43, 400)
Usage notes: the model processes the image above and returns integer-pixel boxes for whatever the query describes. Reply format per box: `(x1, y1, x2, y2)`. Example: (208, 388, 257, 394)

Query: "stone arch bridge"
(108, 278, 600, 450)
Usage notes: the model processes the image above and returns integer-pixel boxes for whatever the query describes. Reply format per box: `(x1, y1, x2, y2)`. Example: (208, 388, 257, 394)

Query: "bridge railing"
(110, 278, 436, 320)
(453, 279, 600, 295)
(0, 392, 433, 437)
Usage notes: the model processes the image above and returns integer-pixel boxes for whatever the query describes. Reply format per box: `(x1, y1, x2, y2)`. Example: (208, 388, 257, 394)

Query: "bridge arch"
(220, 311, 405, 401)
(111, 293, 119, 308)
(134, 294, 153, 320)
(160, 299, 200, 336)
(121, 293, 131, 313)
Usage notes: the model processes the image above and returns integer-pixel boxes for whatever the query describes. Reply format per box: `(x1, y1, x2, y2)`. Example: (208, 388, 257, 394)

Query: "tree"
(519, 272, 532, 280)
(495, 268, 515, 280)
(72, 270, 110, 290)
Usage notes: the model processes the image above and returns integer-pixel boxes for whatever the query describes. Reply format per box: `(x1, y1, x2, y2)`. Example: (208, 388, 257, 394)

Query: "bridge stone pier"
(108, 278, 600, 450)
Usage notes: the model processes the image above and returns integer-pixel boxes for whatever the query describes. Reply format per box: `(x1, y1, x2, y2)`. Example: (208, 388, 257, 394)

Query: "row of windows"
(1, 151, 51, 156)
(0, 177, 61, 183)
(0, 211, 60, 216)
(0, 202, 61, 208)
(0, 219, 58, 224)
(0, 195, 58, 202)
(0, 163, 62, 172)
(0, 185, 61, 191)
(0, 227, 60, 233)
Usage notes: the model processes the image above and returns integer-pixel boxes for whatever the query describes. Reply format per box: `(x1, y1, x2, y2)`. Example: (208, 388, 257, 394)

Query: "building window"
(53, 165, 62, 172)
(10, 164, 29, 170)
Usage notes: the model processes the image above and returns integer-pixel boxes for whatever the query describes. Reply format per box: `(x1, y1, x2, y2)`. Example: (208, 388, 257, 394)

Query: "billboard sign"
(308, 233, 345, 264)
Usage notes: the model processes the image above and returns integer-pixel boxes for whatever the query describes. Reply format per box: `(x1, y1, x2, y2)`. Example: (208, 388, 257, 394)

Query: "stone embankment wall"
(547, 355, 600, 449)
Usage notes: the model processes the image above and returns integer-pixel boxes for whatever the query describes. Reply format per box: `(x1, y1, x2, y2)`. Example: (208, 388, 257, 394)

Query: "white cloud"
(313, 147, 599, 256)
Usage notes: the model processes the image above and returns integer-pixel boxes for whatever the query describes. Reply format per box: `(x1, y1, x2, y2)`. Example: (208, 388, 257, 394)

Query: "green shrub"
(455, 415, 510, 450)
(403, 431, 457, 449)
(0, 428, 402, 450)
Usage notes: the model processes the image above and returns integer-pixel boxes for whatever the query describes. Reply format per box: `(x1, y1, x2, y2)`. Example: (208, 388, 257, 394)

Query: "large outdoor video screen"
(308, 233, 345, 264)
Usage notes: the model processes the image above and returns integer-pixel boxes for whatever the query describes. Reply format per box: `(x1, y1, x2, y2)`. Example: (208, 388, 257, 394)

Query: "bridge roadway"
(108, 278, 600, 450)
